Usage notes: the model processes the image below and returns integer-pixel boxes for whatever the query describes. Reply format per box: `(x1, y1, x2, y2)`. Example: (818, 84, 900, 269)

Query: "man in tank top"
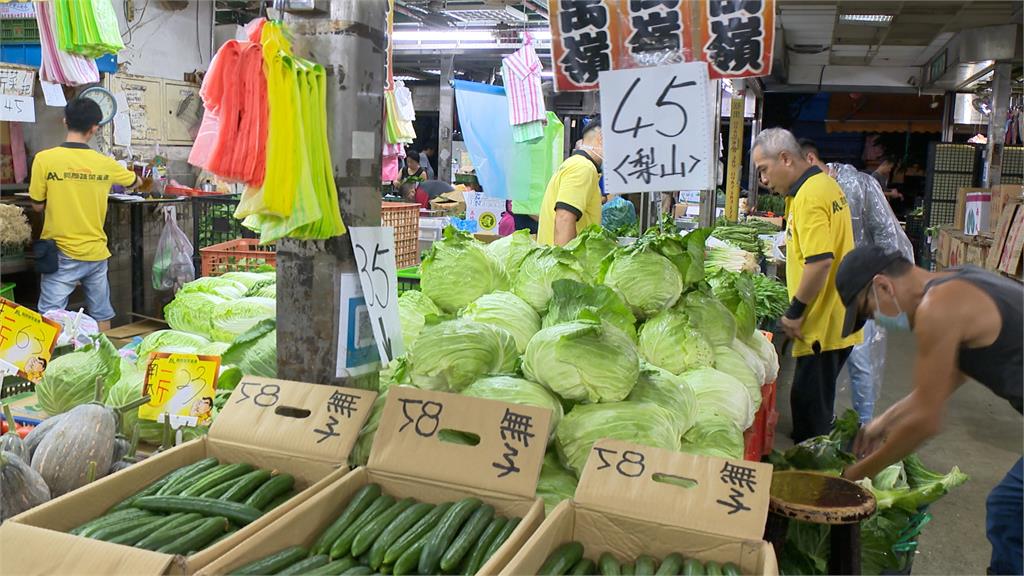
(835, 244, 1022, 575)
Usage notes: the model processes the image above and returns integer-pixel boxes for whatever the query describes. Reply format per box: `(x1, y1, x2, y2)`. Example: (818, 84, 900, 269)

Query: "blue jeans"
(847, 320, 884, 423)
(987, 458, 1023, 575)
(38, 251, 115, 321)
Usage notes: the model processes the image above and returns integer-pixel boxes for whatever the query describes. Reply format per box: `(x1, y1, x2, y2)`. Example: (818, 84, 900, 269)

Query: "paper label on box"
(369, 387, 550, 498)
(140, 353, 221, 426)
(212, 376, 376, 462)
(574, 439, 772, 541)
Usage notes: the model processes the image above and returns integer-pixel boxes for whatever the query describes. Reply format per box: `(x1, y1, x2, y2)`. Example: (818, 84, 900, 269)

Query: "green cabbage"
(680, 367, 755, 430)
(421, 227, 506, 313)
(543, 279, 637, 341)
(462, 292, 541, 353)
(565, 225, 617, 282)
(406, 319, 518, 392)
(706, 270, 757, 339)
(627, 364, 697, 437)
(680, 414, 745, 460)
(602, 249, 683, 318)
(677, 290, 736, 347)
(106, 357, 145, 436)
(643, 228, 708, 287)
(221, 319, 277, 378)
(556, 401, 681, 474)
(163, 292, 227, 339)
(462, 376, 564, 437)
(198, 342, 231, 357)
(713, 340, 763, 410)
(637, 309, 715, 375)
(745, 329, 779, 384)
(36, 334, 120, 415)
(398, 291, 443, 348)
(178, 276, 247, 300)
(513, 246, 585, 313)
(523, 319, 639, 403)
(137, 330, 211, 367)
(218, 271, 272, 289)
(248, 284, 276, 299)
(485, 229, 535, 283)
(209, 296, 276, 343)
(537, 451, 578, 514)
(245, 278, 276, 298)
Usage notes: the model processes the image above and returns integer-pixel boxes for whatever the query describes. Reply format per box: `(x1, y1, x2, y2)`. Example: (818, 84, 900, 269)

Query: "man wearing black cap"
(837, 245, 1022, 575)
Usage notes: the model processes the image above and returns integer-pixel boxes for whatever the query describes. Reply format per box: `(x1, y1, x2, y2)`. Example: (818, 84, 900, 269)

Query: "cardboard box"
(197, 387, 550, 576)
(429, 189, 467, 215)
(5, 377, 376, 575)
(501, 439, 778, 576)
(964, 190, 992, 236)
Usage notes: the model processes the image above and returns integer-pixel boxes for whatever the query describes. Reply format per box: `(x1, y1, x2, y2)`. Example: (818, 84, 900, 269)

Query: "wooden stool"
(764, 470, 877, 575)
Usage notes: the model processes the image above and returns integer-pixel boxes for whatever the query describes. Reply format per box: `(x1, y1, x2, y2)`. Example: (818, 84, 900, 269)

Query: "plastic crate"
(0, 282, 14, 301)
(397, 266, 421, 294)
(382, 202, 420, 269)
(743, 427, 761, 462)
(1, 19, 38, 42)
(200, 238, 276, 277)
(192, 195, 257, 250)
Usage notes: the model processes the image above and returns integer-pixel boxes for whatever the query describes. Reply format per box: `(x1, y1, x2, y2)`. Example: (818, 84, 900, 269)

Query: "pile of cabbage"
(358, 225, 782, 511)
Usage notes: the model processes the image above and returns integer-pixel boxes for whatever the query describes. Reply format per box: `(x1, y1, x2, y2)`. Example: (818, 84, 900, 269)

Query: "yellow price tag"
(0, 297, 61, 383)
(140, 353, 221, 427)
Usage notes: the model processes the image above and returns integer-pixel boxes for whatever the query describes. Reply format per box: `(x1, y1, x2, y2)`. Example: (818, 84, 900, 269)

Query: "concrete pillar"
(701, 81, 723, 227)
(983, 62, 1012, 187)
(438, 54, 456, 184)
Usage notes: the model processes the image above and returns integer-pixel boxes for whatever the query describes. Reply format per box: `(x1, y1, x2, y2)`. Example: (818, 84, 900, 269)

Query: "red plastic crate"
(760, 379, 779, 455)
(743, 427, 762, 461)
(200, 238, 276, 277)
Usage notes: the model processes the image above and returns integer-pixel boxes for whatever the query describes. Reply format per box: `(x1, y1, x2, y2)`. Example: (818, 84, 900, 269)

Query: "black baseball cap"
(836, 245, 904, 337)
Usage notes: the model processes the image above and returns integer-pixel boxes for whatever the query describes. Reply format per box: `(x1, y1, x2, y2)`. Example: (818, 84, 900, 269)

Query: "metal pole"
(438, 54, 455, 184)
(724, 80, 745, 222)
(700, 81, 723, 227)
(276, 0, 387, 386)
(983, 62, 1011, 188)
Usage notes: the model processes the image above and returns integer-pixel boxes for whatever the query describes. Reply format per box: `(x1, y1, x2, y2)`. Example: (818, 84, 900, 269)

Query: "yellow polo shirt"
(29, 143, 137, 261)
(785, 167, 862, 356)
(537, 152, 601, 245)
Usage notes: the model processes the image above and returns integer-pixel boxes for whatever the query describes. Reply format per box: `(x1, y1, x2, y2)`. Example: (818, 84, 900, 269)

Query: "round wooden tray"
(769, 470, 876, 525)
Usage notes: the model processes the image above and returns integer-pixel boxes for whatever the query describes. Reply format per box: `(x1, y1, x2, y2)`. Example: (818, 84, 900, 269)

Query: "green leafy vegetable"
(406, 319, 518, 392)
(565, 225, 618, 282)
(137, 330, 211, 367)
(556, 401, 681, 475)
(627, 363, 697, 438)
(398, 290, 443, 348)
(543, 279, 637, 341)
(679, 414, 745, 460)
(602, 248, 683, 319)
(462, 292, 541, 353)
(706, 270, 757, 339)
(36, 334, 121, 415)
(484, 229, 535, 283)
(537, 451, 578, 514)
(178, 276, 247, 300)
(462, 376, 563, 438)
(679, 367, 755, 430)
(637, 309, 714, 375)
(209, 296, 276, 343)
(163, 292, 227, 339)
(421, 227, 506, 313)
(513, 246, 586, 313)
(221, 319, 277, 378)
(752, 273, 789, 323)
(676, 290, 736, 348)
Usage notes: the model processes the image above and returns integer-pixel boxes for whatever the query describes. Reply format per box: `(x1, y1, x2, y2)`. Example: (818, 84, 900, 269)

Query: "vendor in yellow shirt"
(537, 120, 602, 246)
(30, 98, 139, 331)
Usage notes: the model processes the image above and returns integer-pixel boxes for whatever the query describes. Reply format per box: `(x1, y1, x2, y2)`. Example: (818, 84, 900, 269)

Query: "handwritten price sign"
(0, 297, 60, 383)
(349, 227, 404, 364)
(140, 353, 220, 427)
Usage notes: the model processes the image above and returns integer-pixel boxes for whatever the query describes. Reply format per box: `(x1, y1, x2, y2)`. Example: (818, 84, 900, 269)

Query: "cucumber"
(72, 508, 152, 537)
(339, 567, 373, 576)
(313, 484, 383, 556)
(133, 495, 262, 526)
(681, 559, 704, 576)
(539, 541, 585, 576)
(262, 490, 295, 512)
(656, 553, 684, 575)
(244, 473, 295, 510)
(181, 463, 255, 497)
(308, 557, 359, 576)
(599, 553, 622, 576)
(418, 498, 482, 575)
(634, 555, 657, 576)
(622, 563, 635, 576)
(201, 475, 248, 499)
(480, 517, 520, 566)
(107, 516, 167, 546)
(228, 546, 308, 576)
(383, 502, 452, 566)
(278, 554, 330, 575)
(440, 504, 495, 572)
(570, 558, 597, 575)
(89, 515, 162, 541)
(157, 516, 229, 554)
(394, 538, 429, 576)
(368, 501, 433, 569)
(704, 562, 722, 576)
(108, 476, 172, 513)
(135, 514, 204, 550)
(463, 517, 507, 575)
(210, 527, 238, 547)
(352, 497, 416, 557)
(721, 563, 740, 576)
(156, 458, 221, 495)
(330, 494, 396, 559)
(221, 470, 273, 502)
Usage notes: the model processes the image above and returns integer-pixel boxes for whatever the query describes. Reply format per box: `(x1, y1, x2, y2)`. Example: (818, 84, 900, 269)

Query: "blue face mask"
(872, 284, 910, 331)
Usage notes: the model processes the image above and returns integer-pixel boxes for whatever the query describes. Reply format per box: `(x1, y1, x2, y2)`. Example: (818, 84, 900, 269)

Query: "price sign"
(464, 192, 506, 234)
(139, 353, 220, 427)
(599, 62, 710, 195)
(349, 227, 404, 364)
(0, 94, 34, 122)
(0, 298, 60, 383)
(40, 80, 67, 107)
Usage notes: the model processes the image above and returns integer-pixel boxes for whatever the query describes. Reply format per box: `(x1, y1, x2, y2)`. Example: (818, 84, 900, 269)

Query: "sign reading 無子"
(599, 62, 711, 195)
(0, 298, 60, 384)
(139, 353, 221, 427)
(349, 227, 405, 365)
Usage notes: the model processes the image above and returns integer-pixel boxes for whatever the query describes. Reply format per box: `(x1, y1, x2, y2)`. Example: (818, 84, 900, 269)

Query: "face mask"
(872, 283, 910, 331)
(579, 144, 603, 167)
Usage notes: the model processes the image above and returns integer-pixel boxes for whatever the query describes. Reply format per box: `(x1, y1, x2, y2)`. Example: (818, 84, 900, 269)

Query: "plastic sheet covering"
(35, 0, 99, 86)
(828, 163, 915, 262)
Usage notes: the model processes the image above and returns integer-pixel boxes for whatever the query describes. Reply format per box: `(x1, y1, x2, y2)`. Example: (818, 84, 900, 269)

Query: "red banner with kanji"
(548, 0, 774, 92)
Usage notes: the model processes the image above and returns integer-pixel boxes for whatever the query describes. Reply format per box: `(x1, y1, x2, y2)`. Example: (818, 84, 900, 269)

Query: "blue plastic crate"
(0, 42, 41, 67)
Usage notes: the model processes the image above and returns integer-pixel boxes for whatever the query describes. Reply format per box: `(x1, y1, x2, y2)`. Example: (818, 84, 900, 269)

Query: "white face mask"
(872, 283, 910, 331)
(578, 144, 603, 166)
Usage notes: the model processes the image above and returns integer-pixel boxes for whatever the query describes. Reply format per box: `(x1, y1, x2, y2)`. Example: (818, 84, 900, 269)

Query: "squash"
(0, 450, 51, 521)
(30, 402, 116, 497)
(0, 404, 27, 460)
(23, 413, 67, 459)
(111, 435, 131, 463)
(108, 424, 140, 475)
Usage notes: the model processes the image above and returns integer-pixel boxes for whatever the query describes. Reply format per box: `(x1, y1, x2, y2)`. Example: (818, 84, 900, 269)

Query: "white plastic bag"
(152, 205, 195, 293)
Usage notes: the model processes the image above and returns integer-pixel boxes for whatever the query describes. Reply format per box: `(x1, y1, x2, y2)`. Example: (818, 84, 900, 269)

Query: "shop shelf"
(200, 238, 276, 277)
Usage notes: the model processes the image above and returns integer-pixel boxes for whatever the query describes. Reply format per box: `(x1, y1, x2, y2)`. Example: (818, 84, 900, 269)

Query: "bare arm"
(794, 257, 832, 305)
(553, 208, 578, 246)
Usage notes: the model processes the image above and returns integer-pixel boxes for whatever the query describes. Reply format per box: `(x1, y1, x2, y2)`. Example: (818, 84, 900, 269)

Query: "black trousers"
(790, 346, 853, 443)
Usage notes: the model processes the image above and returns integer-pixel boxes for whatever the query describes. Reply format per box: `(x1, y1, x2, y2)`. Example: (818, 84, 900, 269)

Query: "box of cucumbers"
(501, 439, 778, 576)
(198, 388, 553, 576)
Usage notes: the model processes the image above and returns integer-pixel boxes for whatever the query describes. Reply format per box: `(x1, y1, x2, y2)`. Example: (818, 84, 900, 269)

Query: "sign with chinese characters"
(599, 62, 711, 194)
(0, 65, 35, 97)
(0, 298, 61, 384)
(463, 192, 506, 234)
(547, 0, 774, 92)
(0, 94, 34, 122)
(349, 227, 404, 365)
(139, 353, 221, 427)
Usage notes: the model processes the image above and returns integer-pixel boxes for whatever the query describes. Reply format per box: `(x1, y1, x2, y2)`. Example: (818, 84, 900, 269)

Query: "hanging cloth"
(501, 36, 546, 126)
(394, 80, 416, 122)
(35, 0, 99, 86)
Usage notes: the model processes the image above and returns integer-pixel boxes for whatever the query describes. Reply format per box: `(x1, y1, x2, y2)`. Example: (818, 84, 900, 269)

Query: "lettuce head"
(406, 319, 518, 392)
(462, 292, 541, 353)
(512, 246, 585, 313)
(638, 309, 715, 375)
(421, 227, 506, 313)
(602, 248, 683, 318)
(462, 376, 563, 438)
(556, 401, 681, 474)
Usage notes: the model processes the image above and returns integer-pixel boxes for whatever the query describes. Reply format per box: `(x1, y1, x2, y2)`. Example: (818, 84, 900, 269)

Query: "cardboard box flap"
(369, 387, 550, 499)
(0, 522, 178, 575)
(574, 439, 773, 542)
(211, 376, 376, 463)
